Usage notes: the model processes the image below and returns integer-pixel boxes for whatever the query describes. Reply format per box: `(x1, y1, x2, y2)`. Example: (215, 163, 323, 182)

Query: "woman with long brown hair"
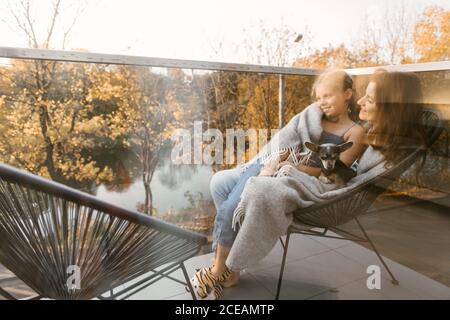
(358, 69, 424, 164)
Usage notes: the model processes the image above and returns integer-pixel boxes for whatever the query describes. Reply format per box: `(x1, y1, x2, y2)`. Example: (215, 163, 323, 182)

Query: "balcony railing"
(0, 46, 448, 225)
(0, 47, 449, 299)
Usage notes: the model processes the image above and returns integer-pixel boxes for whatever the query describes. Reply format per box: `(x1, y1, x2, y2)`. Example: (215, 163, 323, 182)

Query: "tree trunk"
(142, 145, 159, 215)
(38, 105, 61, 181)
(143, 176, 153, 215)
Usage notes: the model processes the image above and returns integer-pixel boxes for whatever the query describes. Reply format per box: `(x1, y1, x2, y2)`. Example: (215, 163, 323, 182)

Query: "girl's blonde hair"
(311, 69, 358, 121)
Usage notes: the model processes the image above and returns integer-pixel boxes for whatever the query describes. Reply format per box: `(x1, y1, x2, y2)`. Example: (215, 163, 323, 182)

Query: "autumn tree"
(0, 59, 144, 188)
(413, 6, 450, 63)
(203, 71, 241, 131)
(235, 21, 313, 129)
(294, 44, 362, 69)
(0, 1, 202, 216)
(129, 67, 191, 215)
(1, 0, 87, 50)
(238, 20, 310, 67)
(0, 0, 103, 185)
(236, 74, 312, 130)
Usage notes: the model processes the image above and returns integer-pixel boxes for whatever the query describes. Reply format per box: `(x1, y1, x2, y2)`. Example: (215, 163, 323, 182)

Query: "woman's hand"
(294, 163, 322, 177)
(274, 161, 322, 177)
(276, 161, 295, 170)
(277, 161, 308, 172)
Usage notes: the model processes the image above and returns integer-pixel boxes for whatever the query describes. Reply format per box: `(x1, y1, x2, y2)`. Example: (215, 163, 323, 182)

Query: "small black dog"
(305, 141, 356, 187)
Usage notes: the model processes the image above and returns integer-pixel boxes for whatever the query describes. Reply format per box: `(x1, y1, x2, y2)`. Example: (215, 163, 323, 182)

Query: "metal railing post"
(278, 74, 285, 128)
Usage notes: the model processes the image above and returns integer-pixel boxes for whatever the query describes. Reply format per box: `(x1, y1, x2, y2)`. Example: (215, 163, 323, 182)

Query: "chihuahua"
(304, 141, 356, 187)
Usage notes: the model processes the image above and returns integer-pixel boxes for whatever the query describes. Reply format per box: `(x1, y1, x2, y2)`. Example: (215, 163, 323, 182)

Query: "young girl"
(275, 70, 366, 175)
(190, 70, 366, 300)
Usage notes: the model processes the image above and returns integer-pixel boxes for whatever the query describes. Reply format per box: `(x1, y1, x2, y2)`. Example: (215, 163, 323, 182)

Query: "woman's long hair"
(368, 70, 425, 165)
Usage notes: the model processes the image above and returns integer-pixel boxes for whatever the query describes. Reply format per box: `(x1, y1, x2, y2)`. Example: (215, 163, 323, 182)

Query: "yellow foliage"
(414, 6, 450, 62)
(0, 60, 192, 188)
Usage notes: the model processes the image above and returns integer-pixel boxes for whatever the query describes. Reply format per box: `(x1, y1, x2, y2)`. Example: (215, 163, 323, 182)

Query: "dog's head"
(305, 141, 353, 171)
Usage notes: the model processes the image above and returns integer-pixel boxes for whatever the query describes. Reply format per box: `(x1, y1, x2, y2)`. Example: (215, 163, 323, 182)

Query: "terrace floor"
(118, 231, 450, 300)
(1, 194, 449, 300)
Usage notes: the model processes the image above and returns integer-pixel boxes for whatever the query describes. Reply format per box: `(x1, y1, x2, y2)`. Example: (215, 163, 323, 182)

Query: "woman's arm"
(340, 125, 366, 166)
(295, 164, 322, 177)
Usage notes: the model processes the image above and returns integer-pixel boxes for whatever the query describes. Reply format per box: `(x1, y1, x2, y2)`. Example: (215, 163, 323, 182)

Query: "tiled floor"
(118, 195, 450, 300)
(0, 267, 37, 299)
(117, 231, 450, 300)
(2, 232, 449, 300)
(1, 196, 449, 300)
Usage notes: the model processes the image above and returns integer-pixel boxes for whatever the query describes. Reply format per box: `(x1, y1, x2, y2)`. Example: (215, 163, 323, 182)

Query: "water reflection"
(95, 163, 213, 215)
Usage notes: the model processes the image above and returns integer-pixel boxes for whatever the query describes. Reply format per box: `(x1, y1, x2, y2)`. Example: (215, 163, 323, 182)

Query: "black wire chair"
(276, 108, 445, 299)
(0, 164, 207, 300)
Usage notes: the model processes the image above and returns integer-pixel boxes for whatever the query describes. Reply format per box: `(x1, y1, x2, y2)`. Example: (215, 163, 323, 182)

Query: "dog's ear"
(305, 141, 320, 153)
(338, 141, 353, 152)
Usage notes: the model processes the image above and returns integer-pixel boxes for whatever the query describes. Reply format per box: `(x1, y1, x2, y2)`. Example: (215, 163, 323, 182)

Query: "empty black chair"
(0, 164, 207, 300)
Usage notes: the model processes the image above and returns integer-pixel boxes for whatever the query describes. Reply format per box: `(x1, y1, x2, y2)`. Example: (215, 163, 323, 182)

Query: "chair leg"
(180, 262, 197, 300)
(278, 237, 285, 249)
(354, 218, 399, 285)
(275, 232, 291, 300)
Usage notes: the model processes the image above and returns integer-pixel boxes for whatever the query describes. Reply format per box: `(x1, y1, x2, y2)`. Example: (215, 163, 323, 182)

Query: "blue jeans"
(211, 160, 263, 251)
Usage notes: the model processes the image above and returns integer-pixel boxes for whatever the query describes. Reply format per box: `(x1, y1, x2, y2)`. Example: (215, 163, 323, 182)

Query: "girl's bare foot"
(222, 271, 240, 288)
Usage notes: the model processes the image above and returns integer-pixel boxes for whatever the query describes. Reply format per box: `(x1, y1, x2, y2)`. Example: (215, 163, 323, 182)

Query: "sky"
(0, 0, 449, 64)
